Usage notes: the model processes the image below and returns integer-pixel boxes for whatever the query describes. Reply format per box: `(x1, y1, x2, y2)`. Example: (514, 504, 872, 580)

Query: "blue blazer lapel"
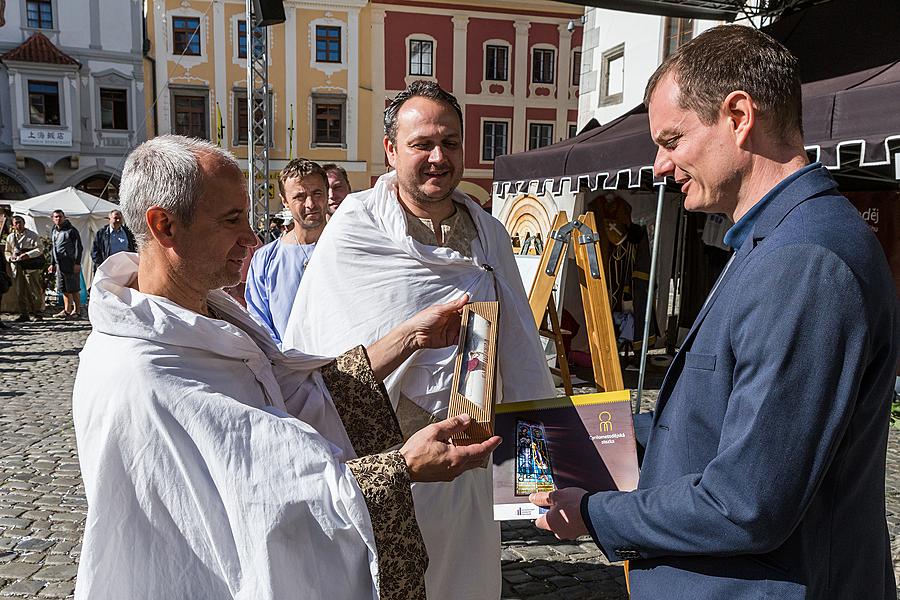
(653, 165, 839, 417)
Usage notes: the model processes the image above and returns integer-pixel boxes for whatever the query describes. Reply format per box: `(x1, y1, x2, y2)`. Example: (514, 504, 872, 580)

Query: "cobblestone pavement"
(0, 316, 898, 599)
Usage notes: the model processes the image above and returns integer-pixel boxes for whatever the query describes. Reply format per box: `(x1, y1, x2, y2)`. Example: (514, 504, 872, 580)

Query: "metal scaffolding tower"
(247, 0, 271, 232)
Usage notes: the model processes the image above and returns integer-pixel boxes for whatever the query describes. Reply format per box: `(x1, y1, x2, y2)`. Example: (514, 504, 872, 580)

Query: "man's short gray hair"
(119, 135, 240, 249)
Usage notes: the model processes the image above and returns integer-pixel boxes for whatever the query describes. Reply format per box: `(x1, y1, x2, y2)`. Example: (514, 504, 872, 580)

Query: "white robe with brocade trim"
(73, 253, 381, 599)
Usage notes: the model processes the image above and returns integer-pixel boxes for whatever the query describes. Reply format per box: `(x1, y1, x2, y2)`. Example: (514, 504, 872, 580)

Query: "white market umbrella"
(13, 187, 120, 286)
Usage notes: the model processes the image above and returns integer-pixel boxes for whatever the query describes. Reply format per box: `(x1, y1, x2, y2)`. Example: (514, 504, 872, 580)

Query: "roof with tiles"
(0, 32, 80, 67)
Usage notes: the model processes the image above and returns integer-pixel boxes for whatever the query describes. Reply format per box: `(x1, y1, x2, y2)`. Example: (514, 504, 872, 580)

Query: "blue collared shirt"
(723, 162, 820, 250)
(108, 226, 129, 255)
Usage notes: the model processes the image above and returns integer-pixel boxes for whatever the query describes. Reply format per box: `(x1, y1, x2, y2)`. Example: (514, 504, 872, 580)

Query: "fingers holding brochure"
(532, 487, 590, 540)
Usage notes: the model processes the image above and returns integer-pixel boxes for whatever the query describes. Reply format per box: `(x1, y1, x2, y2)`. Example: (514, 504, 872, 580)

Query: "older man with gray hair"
(73, 134, 500, 600)
(90, 208, 136, 272)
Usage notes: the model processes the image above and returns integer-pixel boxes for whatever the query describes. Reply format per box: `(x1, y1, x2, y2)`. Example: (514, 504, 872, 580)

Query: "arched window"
(76, 175, 120, 201)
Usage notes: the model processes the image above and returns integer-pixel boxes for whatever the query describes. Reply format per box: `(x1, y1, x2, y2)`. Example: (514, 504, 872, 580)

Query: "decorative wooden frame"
(449, 301, 499, 445)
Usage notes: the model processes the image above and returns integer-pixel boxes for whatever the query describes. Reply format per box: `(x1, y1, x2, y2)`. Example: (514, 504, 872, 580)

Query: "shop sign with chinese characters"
(21, 128, 72, 147)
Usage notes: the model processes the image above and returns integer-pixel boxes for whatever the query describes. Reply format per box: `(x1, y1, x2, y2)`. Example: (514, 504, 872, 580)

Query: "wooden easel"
(527, 212, 624, 393)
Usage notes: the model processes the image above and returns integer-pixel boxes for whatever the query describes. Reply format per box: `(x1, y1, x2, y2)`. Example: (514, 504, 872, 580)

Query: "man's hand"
(367, 295, 469, 381)
(403, 295, 468, 351)
(400, 414, 501, 482)
(47, 265, 55, 274)
(531, 487, 590, 540)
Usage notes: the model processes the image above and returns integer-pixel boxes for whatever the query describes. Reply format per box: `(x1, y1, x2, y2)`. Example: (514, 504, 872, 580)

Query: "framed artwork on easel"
(449, 301, 499, 445)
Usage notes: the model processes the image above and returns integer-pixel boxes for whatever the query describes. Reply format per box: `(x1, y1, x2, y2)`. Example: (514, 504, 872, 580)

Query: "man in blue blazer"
(532, 25, 899, 599)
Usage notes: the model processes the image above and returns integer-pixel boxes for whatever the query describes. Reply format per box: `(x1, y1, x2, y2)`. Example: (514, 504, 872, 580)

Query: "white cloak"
(283, 171, 555, 599)
(73, 253, 382, 599)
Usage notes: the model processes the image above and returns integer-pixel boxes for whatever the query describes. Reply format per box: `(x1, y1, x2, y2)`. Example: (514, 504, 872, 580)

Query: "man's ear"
(145, 206, 177, 249)
(723, 90, 755, 147)
(383, 136, 397, 168)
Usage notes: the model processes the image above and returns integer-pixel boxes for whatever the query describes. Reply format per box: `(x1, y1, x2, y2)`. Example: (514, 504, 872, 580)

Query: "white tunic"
(73, 253, 381, 599)
(283, 171, 555, 600)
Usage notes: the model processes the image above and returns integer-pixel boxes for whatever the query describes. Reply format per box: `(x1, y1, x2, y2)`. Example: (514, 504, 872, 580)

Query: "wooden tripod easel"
(527, 212, 624, 393)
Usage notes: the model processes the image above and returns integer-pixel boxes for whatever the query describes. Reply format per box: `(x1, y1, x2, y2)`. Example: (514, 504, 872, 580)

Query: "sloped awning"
(493, 0, 900, 194)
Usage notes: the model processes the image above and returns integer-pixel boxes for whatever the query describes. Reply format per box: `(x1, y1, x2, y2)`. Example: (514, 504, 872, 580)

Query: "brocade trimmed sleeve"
(347, 451, 428, 600)
(320, 345, 404, 456)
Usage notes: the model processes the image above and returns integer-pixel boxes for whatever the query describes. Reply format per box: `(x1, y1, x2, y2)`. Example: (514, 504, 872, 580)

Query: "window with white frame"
(572, 51, 581, 86)
(99, 88, 128, 130)
(482, 121, 508, 162)
(28, 80, 60, 125)
(663, 17, 694, 59)
(171, 90, 208, 139)
(26, 0, 53, 29)
(599, 44, 625, 106)
(409, 39, 433, 77)
(485, 45, 508, 81)
(316, 25, 341, 63)
(528, 123, 553, 150)
(312, 95, 345, 146)
(237, 20, 248, 59)
(568, 123, 578, 138)
(172, 16, 201, 56)
(532, 48, 555, 84)
(233, 91, 273, 146)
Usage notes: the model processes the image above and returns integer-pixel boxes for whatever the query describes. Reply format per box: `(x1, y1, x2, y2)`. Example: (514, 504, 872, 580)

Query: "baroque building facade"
(144, 0, 581, 212)
(0, 0, 145, 201)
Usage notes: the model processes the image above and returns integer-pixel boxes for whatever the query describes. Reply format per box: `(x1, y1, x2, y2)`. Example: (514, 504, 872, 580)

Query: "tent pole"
(636, 182, 665, 413)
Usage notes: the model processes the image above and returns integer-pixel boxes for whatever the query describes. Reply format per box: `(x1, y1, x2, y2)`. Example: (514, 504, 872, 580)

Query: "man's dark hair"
(52, 209, 66, 217)
(644, 25, 803, 142)
(11, 215, 25, 225)
(277, 158, 328, 197)
(321, 163, 351, 189)
(383, 80, 463, 144)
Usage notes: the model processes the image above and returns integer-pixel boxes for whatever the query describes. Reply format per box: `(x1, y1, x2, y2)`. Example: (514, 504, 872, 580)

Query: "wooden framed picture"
(449, 301, 499, 445)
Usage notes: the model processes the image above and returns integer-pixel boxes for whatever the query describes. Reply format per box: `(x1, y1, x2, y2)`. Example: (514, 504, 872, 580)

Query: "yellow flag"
(215, 102, 224, 147)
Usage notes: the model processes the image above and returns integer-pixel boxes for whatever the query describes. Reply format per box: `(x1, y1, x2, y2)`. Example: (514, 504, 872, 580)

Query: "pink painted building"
(370, 0, 583, 207)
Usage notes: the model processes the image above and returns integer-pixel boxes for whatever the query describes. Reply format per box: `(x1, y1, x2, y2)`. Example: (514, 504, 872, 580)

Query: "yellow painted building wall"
(144, 0, 371, 214)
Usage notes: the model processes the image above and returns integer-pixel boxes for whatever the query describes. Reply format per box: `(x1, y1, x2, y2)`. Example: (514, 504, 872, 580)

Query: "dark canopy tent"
(492, 0, 900, 399)
(493, 0, 900, 194)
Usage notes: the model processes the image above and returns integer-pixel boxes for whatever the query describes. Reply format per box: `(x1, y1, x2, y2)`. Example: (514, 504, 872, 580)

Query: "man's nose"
(429, 145, 445, 162)
(239, 221, 258, 247)
(653, 147, 675, 178)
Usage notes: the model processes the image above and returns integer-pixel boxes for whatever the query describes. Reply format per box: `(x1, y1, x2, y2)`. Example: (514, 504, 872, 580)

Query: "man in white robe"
(73, 135, 500, 600)
(283, 81, 555, 599)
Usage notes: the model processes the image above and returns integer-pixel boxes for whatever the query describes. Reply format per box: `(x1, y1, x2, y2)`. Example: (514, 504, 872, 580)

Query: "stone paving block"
(547, 574, 579, 588)
(18, 552, 45, 564)
(510, 546, 558, 561)
(502, 570, 533, 584)
(33, 563, 77, 581)
(0, 578, 45, 596)
(0, 519, 30, 531)
(37, 581, 75, 598)
(0, 561, 40, 579)
(524, 565, 557, 579)
(48, 513, 83, 524)
(513, 580, 555, 595)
